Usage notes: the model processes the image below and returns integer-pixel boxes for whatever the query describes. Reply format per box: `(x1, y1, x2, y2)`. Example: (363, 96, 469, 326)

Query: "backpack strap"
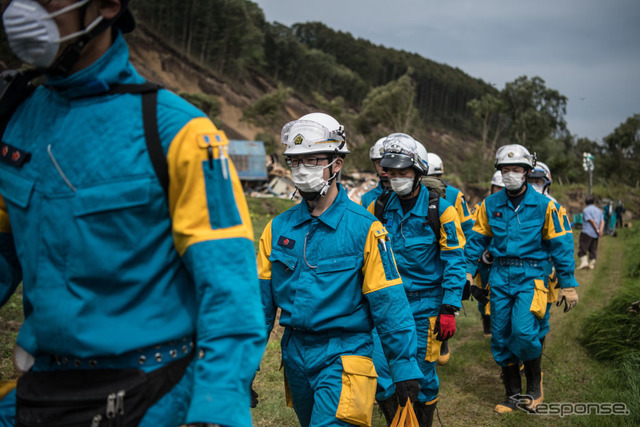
(373, 189, 393, 223)
(425, 189, 441, 243)
(107, 83, 168, 198)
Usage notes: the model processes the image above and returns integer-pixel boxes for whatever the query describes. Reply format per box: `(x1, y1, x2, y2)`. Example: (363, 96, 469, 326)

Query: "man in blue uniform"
(367, 134, 466, 426)
(257, 113, 422, 427)
(0, 1, 265, 426)
(360, 136, 389, 209)
(466, 144, 579, 413)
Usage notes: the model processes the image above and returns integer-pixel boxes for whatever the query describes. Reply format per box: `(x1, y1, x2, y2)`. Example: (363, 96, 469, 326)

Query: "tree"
(602, 114, 640, 186)
(356, 72, 418, 135)
(467, 93, 508, 161)
(501, 76, 568, 149)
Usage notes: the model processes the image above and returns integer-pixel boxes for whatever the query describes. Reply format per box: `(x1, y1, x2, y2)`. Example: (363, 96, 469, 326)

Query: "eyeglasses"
(286, 156, 331, 168)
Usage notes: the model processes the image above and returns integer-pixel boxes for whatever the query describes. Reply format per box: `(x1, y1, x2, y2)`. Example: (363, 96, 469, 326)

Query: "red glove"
(434, 305, 457, 341)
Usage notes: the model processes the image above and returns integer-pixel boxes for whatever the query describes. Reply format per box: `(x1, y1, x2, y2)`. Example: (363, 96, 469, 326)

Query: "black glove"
(470, 284, 489, 306)
(395, 379, 420, 406)
(250, 384, 259, 408)
(461, 279, 471, 300)
(433, 304, 457, 341)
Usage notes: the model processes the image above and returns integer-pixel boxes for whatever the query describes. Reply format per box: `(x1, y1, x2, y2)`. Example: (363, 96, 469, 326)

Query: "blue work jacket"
(258, 185, 422, 382)
(371, 184, 467, 308)
(360, 180, 385, 208)
(445, 185, 474, 240)
(466, 185, 578, 289)
(0, 32, 265, 425)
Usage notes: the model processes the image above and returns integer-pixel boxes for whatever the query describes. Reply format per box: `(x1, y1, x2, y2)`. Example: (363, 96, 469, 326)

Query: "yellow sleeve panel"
(455, 191, 473, 223)
(439, 205, 466, 251)
(362, 222, 402, 294)
(167, 117, 254, 256)
(471, 200, 493, 238)
(559, 204, 573, 234)
(470, 203, 480, 222)
(542, 200, 565, 241)
(0, 196, 10, 233)
(257, 220, 273, 281)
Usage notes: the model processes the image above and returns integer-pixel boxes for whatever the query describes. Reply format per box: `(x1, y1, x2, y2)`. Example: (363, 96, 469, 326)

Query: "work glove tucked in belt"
(395, 379, 420, 406)
(434, 304, 457, 341)
(556, 287, 579, 312)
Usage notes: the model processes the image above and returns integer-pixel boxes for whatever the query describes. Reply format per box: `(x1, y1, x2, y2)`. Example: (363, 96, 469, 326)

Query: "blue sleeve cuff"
(389, 360, 423, 383)
(559, 276, 579, 288)
(186, 389, 252, 426)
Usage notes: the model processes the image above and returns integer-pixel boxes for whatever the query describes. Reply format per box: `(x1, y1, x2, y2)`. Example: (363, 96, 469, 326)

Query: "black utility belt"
(16, 350, 194, 427)
(496, 257, 543, 267)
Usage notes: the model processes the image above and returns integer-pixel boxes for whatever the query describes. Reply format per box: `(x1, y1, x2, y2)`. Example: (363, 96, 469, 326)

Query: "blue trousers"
(282, 329, 376, 427)
(489, 264, 547, 366)
(373, 287, 442, 403)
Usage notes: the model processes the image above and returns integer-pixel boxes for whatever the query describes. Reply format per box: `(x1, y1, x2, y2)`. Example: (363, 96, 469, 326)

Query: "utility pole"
(582, 152, 594, 195)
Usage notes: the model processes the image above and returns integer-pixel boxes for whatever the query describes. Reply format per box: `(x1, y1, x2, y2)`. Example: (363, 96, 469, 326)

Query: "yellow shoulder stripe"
(362, 221, 402, 294)
(471, 200, 493, 237)
(167, 117, 253, 256)
(439, 205, 466, 250)
(257, 220, 273, 280)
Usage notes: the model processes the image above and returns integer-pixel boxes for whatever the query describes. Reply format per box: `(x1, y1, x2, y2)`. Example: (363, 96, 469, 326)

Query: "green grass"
(1, 197, 637, 426)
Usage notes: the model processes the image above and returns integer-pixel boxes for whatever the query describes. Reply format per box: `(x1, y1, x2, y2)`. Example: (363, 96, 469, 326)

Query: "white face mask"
(531, 182, 545, 194)
(291, 159, 337, 197)
(390, 177, 414, 196)
(502, 171, 526, 191)
(2, 0, 103, 69)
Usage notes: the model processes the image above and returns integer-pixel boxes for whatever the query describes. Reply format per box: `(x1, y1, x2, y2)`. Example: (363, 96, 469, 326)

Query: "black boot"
(413, 400, 437, 427)
(482, 314, 491, 337)
(523, 355, 543, 412)
(376, 395, 399, 426)
(494, 364, 522, 413)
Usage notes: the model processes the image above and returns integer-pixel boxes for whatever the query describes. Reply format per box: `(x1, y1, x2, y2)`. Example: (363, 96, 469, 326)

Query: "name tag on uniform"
(277, 236, 295, 249)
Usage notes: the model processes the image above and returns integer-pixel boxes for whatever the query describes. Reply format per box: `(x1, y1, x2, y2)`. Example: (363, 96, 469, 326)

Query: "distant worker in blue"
(466, 144, 579, 414)
(256, 113, 422, 427)
(0, 1, 265, 426)
(366, 134, 466, 426)
(360, 136, 390, 209)
(424, 151, 474, 365)
(577, 195, 604, 270)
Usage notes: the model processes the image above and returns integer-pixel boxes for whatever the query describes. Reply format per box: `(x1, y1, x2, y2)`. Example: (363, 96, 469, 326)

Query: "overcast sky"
(253, 0, 640, 142)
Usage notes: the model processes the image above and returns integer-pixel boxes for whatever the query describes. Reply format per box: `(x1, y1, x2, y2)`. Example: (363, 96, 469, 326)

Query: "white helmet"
(281, 112, 349, 156)
(495, 144, 536, 170)
(369, 137, 386, 160)
(426, 152, 444, 176)
(380, 133, 429, 176)
(491, 170, 505, 187)
(531, 161, 552, 185)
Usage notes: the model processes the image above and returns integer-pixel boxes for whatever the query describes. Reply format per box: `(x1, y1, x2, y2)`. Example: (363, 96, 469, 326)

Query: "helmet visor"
(281, 119, 344, 147)
(380, 152, 415, 170)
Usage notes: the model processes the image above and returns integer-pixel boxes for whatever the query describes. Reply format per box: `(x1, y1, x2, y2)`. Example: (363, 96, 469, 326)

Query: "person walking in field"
(256, 113, 422, 427)
(577, 195, 604, 270)
(465, 144, 579, 414)
(367, 134, 466, 426)
(0, 1, 265, 425)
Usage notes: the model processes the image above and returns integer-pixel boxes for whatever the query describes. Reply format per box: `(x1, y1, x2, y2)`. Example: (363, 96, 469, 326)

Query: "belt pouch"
(16, 351, 194, 427)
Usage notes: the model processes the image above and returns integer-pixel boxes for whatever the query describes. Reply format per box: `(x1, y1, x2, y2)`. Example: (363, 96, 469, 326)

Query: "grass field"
(1, 196, 637, 426)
